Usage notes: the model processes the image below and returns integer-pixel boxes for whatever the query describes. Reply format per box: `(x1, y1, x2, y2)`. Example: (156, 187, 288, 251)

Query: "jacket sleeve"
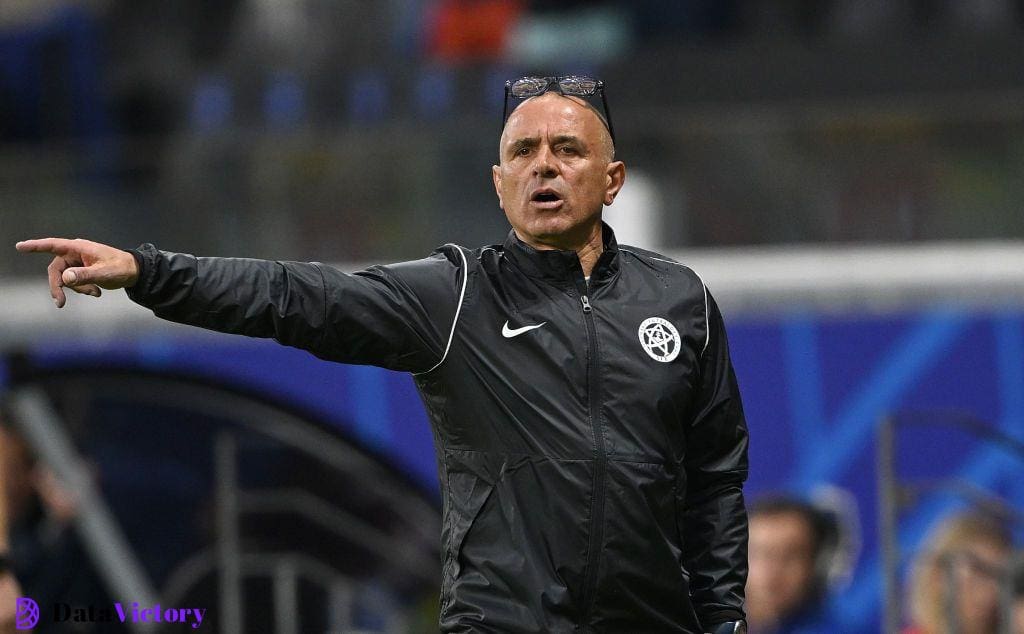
(680, 289, 749, 629)
(124, 243, 465, 373)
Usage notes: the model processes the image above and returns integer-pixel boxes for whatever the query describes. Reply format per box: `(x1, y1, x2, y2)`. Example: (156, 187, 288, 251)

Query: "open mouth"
(530, 189, 564, 207)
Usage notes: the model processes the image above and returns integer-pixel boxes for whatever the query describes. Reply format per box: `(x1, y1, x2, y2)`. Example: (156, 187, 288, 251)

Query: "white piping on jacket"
(414, 244, 469, 375)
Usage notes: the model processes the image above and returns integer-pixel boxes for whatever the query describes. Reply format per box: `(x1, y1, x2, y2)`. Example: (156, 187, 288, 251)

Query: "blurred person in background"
(905, 511, 1013, 634)
(15, 76, 749, 633)
(0, 411, 125, 633)
(745, 496, 846, 633)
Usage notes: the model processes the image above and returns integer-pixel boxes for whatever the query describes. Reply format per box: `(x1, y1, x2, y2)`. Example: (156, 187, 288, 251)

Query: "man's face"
(950, 541, 1007, 634)
(746, 512, 819, 626)
(492, 93, 624, 249)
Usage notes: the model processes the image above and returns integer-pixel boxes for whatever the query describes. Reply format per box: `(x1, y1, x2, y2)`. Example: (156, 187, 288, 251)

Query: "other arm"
(681, 290, 749, 630)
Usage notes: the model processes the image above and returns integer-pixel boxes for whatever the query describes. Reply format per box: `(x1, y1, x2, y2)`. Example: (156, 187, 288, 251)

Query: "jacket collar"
(502, 221, 621, 286)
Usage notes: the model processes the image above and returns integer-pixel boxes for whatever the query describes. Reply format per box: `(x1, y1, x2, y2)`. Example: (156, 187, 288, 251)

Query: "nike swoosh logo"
(502, 320, 547, 338)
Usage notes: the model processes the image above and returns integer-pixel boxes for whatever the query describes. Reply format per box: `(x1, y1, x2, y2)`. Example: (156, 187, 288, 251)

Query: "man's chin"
(529, 217, 573, 236)
(512, 214, 600, 250)
(526, 221, 576, 243)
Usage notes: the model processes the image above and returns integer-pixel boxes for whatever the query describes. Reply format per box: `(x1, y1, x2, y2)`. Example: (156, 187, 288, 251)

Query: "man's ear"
(604, 161, 626, 206)
(492, 164, 504, 210)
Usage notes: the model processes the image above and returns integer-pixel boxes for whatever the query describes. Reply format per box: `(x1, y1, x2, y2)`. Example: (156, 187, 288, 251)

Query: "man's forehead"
(502, 93, 604, 141)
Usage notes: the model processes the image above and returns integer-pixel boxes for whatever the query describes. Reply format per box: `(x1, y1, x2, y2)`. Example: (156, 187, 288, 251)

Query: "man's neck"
(574, 231, 604, 279)
(515, 223, 604, 278)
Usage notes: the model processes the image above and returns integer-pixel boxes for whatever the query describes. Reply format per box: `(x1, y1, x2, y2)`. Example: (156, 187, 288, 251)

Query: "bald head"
(500, 93, 615, 163)
(491, 90, 626, 254)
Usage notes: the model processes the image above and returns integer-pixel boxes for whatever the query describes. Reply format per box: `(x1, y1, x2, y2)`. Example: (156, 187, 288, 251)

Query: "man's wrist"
(126, 249, 144, 289)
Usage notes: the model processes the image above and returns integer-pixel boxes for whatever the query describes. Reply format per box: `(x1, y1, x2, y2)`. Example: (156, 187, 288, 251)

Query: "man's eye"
(559, 146, 578, 155)
(516, 147, 531, 156)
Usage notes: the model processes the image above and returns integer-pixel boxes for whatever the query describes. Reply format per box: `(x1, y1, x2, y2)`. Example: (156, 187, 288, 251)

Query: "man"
(745, 498, 840, 633)
(16, 76, 749, 633)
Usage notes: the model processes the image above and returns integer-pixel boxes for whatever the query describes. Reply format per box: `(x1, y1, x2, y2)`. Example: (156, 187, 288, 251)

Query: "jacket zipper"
(576, 286, 607, 628)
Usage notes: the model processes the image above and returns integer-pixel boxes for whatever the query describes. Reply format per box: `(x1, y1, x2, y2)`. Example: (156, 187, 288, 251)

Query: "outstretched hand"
(14, 238, 140, 308)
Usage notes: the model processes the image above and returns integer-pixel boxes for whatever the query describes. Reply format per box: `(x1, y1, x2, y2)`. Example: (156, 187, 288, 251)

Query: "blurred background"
(1, 0, 1024, 632)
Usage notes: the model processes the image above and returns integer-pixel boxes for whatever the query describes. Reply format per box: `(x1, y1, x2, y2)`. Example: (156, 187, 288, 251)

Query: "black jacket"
(126, 224, 749, 633)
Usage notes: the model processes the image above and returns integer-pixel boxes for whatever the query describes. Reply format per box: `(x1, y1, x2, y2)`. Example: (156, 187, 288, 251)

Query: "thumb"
(62, 267, 92, 286)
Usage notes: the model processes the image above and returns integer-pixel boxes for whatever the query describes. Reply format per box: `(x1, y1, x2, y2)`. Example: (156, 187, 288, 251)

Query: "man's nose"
(532, 146, 558, 178)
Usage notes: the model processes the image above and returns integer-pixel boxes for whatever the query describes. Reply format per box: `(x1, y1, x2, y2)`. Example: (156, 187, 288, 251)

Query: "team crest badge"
(638, 317, 681, 363)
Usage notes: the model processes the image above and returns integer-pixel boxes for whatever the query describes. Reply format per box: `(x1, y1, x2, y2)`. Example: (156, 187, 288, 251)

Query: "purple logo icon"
(16, 597, 40, 630)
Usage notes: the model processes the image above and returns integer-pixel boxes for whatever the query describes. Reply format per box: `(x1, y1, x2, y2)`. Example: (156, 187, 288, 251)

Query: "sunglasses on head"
(502, 75, 615, 143)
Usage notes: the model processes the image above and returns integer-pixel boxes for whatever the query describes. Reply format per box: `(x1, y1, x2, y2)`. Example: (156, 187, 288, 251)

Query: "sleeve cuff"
(124, 243, 157, 303)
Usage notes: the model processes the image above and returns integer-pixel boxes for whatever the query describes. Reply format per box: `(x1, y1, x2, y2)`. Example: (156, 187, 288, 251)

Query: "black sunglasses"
(502, 75, 615, 143)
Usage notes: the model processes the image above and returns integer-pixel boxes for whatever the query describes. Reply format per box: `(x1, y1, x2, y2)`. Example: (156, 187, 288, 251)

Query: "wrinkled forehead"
(501, 93, 608, 143)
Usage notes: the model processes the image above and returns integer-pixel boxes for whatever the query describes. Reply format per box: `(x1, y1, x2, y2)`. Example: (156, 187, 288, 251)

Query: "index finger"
(15, 238, 76, 255)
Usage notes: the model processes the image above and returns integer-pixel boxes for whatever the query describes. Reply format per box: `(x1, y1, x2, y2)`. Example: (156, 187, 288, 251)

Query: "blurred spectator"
(905, 511, 1012, 634)
(746, 496, 848, 633)
(0, 412, 126, 633)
